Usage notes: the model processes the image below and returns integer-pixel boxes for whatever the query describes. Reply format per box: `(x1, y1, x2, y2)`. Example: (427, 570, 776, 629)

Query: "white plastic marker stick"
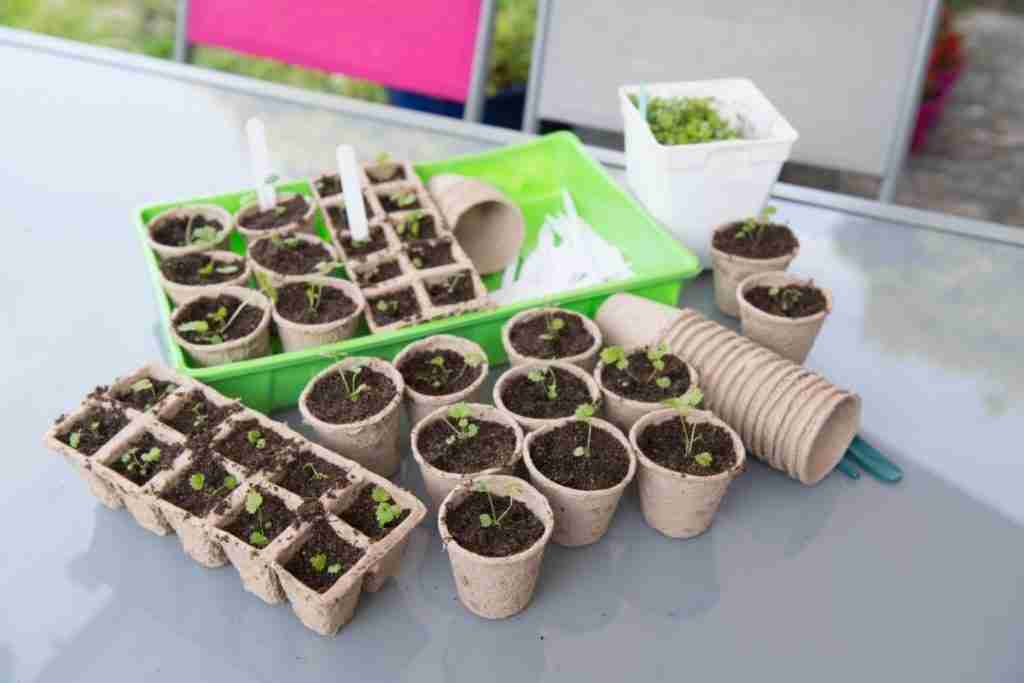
(336, 145, 369, 242)
(245, 118, 276, 211)
(638, 88, 648, 120)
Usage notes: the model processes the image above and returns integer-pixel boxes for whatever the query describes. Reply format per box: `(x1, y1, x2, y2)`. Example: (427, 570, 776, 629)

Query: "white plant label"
(336, 144, 369, 242)
(245, 118, 277, 211)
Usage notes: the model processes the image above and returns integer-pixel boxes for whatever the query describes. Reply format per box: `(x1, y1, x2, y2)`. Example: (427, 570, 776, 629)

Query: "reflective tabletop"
(3, 31, 1022, 683)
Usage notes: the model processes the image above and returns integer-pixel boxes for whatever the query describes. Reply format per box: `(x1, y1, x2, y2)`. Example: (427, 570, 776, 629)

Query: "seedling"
(68, 431, 81, 449)
(573, 403, 596, 457)
(309, 552, 344, 575)
(120, 445, 162, 477)
(197, 260, 239, 279)
(600, 345, 629, 371)
(244, 490, 272, 547)
(474, 481, 514, 529)
(444, 403, 480, 445)
(303, 462, 330, 481)
(247, 429, 267, 449)
(189, 472, 238, 496)
(662, 387, 713, 465)
(338, 364, 368, 401)
(632, 94, 740, 145)
(270, 233, 301, 248)
(395, 210, 425, 239)
(411, 256, 425, 269)
(254, 270, 278, 303)
(176, 299, 250, 344)
(190, 401, 208, 428)
(375, 299, 399, 316)
(183, 215, 220, 247)
(443, 273, 465, 295)
(602, 344, 673, 387)
(538, 315, 566, 341)
(768, 285, 804, 313)
(735, 206, 778, 242)
(390, 190, 418, 208)
(527, 367, 558, 400)
(305, 282, 323, 314)
(371, 485, 403, 528)
(314, 260, 342, 275)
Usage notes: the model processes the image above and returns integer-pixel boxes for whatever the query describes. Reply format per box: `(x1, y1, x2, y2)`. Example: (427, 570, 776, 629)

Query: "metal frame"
(1, 26, 1020, 248)
(521, 0, 552, 134)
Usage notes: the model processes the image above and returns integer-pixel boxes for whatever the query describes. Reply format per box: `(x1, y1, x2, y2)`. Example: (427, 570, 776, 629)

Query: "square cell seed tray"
(136, 132, 701, 412)
(42, 363, 427, 637)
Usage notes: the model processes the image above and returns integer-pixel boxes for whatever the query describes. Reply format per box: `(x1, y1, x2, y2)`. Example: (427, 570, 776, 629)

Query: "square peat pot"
(135, 132, 700, 413)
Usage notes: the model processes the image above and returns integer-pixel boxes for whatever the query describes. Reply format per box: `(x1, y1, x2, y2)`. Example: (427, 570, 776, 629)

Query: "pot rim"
(502, 307, 602, 367)
(169, 285, 272, 355)
(522, 416, 637, 497)
(709, 221, 800, 266)
(736, 270, 833, 326)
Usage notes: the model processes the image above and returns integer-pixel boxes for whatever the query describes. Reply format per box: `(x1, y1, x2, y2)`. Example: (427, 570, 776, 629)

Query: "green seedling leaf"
(479, 513, 495, 528)
(177, 320, 210, 334)
(191, 225, 219, 245)
(694, 452, 714, 467)
(215, 264, 240, 275)
(69, 431, 81, 449)
(600, 346, 629, 370)
(573, 446, 587, 457)
(254, 270, 278, 303)
(448, 403, 471, 420)
(198, 260, 215, 277)
(141, 447, 161, 463)
(575, 403, 596, 420)
(527, 369, 545, 383)
(371, 486, 391, 503)
(222, 475, 238, 490)
(131, 378, 154, 394)
(247, 430, 267, 449)
(656, 377, 672, 388)
(249, 530, 269, 547)
(189, 473, 206, 491)
(310, 553, 328, 573)
(464, 352, 486, 368)
(327, 563, 342, 574)
(245, 491, 264, 514)
(430, 355, 446, 368)
(375, 501, 401, 528)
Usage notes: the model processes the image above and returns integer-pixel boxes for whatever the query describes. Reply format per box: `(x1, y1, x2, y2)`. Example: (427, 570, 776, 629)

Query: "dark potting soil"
(276, 450, 350, 500)
(160, 450, 238, 517)
(426, 271, 475, 306)
(325, 199, 375, 232)
(509, 312, 595, 360)
(339, 225, 389, 259)
(58, 403, 129, 456)
(745, 285, 827, 318)
(315, 174, 342, 197)
(712, 223, 798, 259)
(283, 519, 365, 593)
(340, 485, 410, 541)
(406, 240, 455, 270)
(305, 366, 398, 424)
(238, 194, 310, 232)
(444, 491, 544, 557)
(500, 366, 593, 420)
(161, 390, 240, 437)
(108, 431, 182, 486)
(175, 295, 264, 345)
(151, 214, 223, 247)
(365, 163, 406, 184)
(112, 378, 178, 411)
(601, 350, 692, 403)
(159, 253, 244, 285)
(217, 418, 293, 471)
(223, 487, 297, 548)
(399, 349, 482, 396)
(529, 421, 629, 490)
(250, 236, 334, 276)
(275, 282, 357, 325)
(354, 259, 402, 287)
(378, 188, 422, 213)
(416, 418, 517, 474)
(393, 212, 437, 242)
(638, 417, 737, 476)
(367, 288, 421, 326)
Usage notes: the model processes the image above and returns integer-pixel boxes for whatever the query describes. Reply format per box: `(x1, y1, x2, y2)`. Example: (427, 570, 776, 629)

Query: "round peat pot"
(438, 474, 554, 619)
(522, 417, 636, 547)
(493, 360, 602, 433)
(595, 344, 700, 432)
(169, 285, 272, 368)
(158, 251, 251, 306)
(147, 204, 234, 259)
(411, 403, 524, 509)
(394, 334, 489, 426)
(710, 222, 798, 318)
(271, 276, 366, 353)
(594, 293, 688, 348)
(298, 357, 405, 477)
(737, 271, 833, 363)
(235, 192, 316, 241)
(502, 307, 603, 372)
(629, 409, 746, 539)
(248, 233, 343, 286)
(791, 390, 861, 485)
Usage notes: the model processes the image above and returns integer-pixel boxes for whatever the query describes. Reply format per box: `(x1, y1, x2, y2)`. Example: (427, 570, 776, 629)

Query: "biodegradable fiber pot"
(298, 357, 405, 477)
(629, 409, 746, 539)
(235, 192, 316, 240)
(248, 233, 342, 286)
(439, 474, 554, 619)
(492, 360, 603, 433)
(147, 204, 234, 259)
(522, 417, 637, 547)
(426, 173, 525, 275)
(272, 277, 366, 353)
(595, 346, 700, 432)
(159, 251, 252, 306)
(595, 293, 688, 348)
(710, 222, 798, 318)
(394, 334, 489, 426)
(410, 403, 524, 509)
(737, 271, 832, 363)
(502, 307, 603, 372)
(169, 286, 273, 368)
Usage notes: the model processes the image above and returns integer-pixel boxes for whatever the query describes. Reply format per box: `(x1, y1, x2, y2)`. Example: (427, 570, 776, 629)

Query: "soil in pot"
(365, 163, 405, 184)
(160, 450, 239, 517)
(276, 450, 351, 500)
(282, 519, 365, 593)
(250, 236, 334, 276)
(338, 225, 389, 259)
(223, 487, 297, 548)
(161, 390, 240, 437)
(406, 240, 455, 270)
(160, 253, 243, 285)
(416, 417, 516, 474)
(275, 282, 357, 325)
(378, 189, 421, 213)
(637, 417, 738, 476)
(325, 201, 374, 232)
(112, 378, 179, 412)
(339, 485, 410, 541)
(529, 421, 630, 490)
(510, 312, 595, 360)
(218, 418, 293, 471)
(443, 490, 545, 557)
(501, 366, 593, 420)
(57, 403, 129, 456)
(426, 271, 475, 306)
(151, 214, 224, 248)
(305, 366, 398, 424)
(745, 284, 827, 318)
(393, 212, 437, 242)
(238, 195, 310, 232)
(712, 222, 798, 259)
(601, 348, 692, 403)
(108, 431, 183, 486)
(354, 259, 402, 287)
(400, 350, 483, 396)
(175, 295, 264, 345)
(315, 174, 343, 197)
(367, 288, 421, 327)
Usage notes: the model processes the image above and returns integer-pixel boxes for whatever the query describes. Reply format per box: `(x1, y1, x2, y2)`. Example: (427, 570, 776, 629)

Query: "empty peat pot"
(737, 271, 832, 363)
(502, 307, 603, 372)
(147, 204, 234, 259)
(394, 334, 490, 426)
(709, 220, 799, 317)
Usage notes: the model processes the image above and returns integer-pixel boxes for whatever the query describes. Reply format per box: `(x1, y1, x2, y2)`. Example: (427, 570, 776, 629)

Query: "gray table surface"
(3, 32, 1022, 683)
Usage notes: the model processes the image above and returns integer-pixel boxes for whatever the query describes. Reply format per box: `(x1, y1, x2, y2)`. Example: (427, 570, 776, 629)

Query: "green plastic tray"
(136, 132, 700, 413)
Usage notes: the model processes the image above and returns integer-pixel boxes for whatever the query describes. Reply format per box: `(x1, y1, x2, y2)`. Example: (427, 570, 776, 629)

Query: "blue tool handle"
(847, 436, 903, 483)
(835, 456, 861, 480)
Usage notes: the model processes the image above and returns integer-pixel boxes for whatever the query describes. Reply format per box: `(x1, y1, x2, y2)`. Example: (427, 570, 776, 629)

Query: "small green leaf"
(249, 530, 269, 547)
(694, 452, 714, 467)
(371, 486, 391, 503)
(375, 501, 401, 527)
(141, 447, 161, 463)
(309, 553, 328, 573)
(574, 403, 596, 420)
(479, 513, 494, 528)
(549, 318, 565, 331)
(189, 473, 205, 491)
(527, 369, 545, 383)
(464, 352, 486, 368)
(245, 491, 264, 514)
(215, 264, 239, 275)
(69, 431, 81, 449)
(600, 346, 627, 367)
(573, 446, 586, 457)
(191, 225, 219, 245)
(223, 475, 238, 490)
(327, 563, 342, 575)
(430, 355, 446, 368)
(656, 377, 672, 388)
(447, 403, 471, 420)
(177, 320, 210, 334)
(198, 260, 215, 277)
(131, 378, 154, 393)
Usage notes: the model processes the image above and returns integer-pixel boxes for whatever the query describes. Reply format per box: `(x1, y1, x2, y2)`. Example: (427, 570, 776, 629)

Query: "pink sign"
(188, 0, 483, 101)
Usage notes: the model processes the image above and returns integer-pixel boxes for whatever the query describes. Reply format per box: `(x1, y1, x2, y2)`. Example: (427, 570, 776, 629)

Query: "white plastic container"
(619, 79, 798, 267)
